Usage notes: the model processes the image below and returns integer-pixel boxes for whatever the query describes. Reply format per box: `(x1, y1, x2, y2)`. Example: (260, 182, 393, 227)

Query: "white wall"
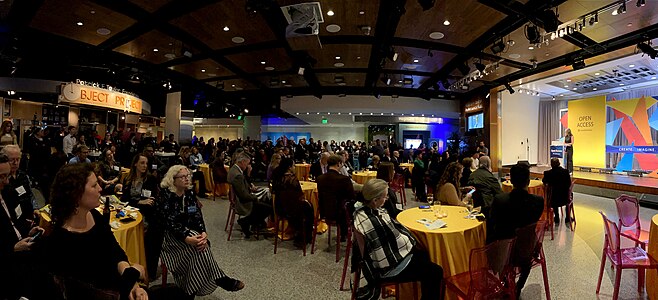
(500, 91, 540, 166)
(261, 125, 365, 142)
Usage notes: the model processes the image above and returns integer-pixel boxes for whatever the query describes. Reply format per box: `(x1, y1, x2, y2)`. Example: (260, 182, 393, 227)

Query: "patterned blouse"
(158, 189, 206, 241)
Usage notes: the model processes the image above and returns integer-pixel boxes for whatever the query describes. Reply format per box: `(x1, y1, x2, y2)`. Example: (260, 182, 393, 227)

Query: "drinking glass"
(427, 194, 434, 206)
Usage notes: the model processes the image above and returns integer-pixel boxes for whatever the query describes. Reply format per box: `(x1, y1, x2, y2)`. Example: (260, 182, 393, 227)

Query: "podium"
(550, 141, 564, 167)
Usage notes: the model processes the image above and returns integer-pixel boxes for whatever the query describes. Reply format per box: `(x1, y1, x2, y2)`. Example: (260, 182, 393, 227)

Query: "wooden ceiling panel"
(276, 0, 380, 36)
(256, 75, 309, 88)
(225, 48, 292, 73)
(384, 47, 456, 73)
(170, 59, 234, 79)
(375, 75, 429, 88)
(171, 1, 277, 50)
(114, 30, 201, 64)
(497, 26, 580, 65)
(30, 0, 136, 46)
(307, 44, 371, 69)
(395, 0, 506, 47)
(128, 0, 172, 13)
(317, 73, 366, 87)
(207, 78, 258, 91)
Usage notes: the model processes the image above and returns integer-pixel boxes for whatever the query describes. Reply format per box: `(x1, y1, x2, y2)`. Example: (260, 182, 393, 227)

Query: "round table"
(352, 170, 378, 184)
(502, 179, 544, 196)
(198, 163, 230, 197)
(39, 205, 147, 279)
(647, 214, 658, 298)
(295, 164, 311, 181)
(397, 206, 486, 299)
(119, 167, 130, 183)
(399, 163, 414, 174)
(300, 181, 328, 233)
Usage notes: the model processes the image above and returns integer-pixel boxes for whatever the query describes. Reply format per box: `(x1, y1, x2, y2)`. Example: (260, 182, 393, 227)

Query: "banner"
(606, 145, 658, 154)
(59, 83, 143, 114)
(568, 96, 606, 168)
(550, 145, 564, 158)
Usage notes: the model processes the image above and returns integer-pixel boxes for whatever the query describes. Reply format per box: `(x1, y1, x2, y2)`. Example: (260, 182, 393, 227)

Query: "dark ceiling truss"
(364, 0, 408, 90)
(419, 0, 569, 91)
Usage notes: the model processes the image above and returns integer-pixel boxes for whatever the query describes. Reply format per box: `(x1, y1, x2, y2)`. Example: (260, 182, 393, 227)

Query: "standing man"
(477, 141, 489, 157)
(62, 125, 77, 159)
(317, 154, 355, 241)
(160, 133, 180, 153)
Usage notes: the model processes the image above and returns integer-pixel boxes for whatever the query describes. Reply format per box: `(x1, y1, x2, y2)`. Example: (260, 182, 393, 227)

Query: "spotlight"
(417, 0, 436, 11)
(572, 60, 586, 70)
(637, 0, 645, 7)
(457, 63, 470, 76)
(403, 77, 413, 85)
(538, 9, 559, 32)
(504, 82, 514, 94)
(525, 24, 540, 44)
(474, 61, 486, 72)
(460, 83, 469, 90)
(490, 39, 505, 54)
(638, 42, 658, 59)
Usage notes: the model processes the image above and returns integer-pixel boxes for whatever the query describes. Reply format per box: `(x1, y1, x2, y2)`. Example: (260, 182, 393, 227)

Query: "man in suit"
(489, 162, 544, 297)
(310, 152, 330, 180)
(467, 156, 503, 218)
(542, 158, 572, 224)
(0, 153, 45, 300)
(227, 152, 272, 238)
(317, 154, 355, 241)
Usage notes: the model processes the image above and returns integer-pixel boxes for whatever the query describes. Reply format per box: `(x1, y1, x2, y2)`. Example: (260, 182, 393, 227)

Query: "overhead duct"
(282, 3, 321, 37)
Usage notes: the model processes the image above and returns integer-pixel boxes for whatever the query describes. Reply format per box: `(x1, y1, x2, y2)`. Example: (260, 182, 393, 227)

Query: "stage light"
(525, 24, 540, 44)
(490, 39, 505, 54)
(572, 60, 586, 70)
(504, 82, 514, 94)
(637, 42, 657, 59)
(403, 77, 413, 85)
(457, 63, 470, 76)
(474, 61, 486, 72)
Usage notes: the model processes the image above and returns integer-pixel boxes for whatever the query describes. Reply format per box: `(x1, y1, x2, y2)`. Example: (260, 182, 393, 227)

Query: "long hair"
(126, 154, 147, 183)
(376, 162, 395, 183)
(160, 165, 190, 192)
(437, 162, 463, 198)
(50, 163, 95, 226)
(566, 128, 573, 136)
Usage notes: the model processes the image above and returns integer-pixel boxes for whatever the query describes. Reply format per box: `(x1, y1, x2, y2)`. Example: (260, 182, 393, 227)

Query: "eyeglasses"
(175, 174, 192, 179)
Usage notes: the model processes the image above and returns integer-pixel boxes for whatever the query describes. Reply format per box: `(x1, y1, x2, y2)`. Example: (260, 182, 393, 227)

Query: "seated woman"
(375, 162, 401, 219)
(121, 154, 162, 280)
(460, 157, 474, 188)
(266, 153, 281, 182)
(354, 179, 443, 300)
(177, 146, 191, 166)
(158, 165, 244, 299)
(187, 146, 208, 195)
(435, 162, 470, 207)
(38, 163, 148, 300)
(270, 158, 314, 247)
(367, 155, 380, 171)
(98, 148, 123, 195)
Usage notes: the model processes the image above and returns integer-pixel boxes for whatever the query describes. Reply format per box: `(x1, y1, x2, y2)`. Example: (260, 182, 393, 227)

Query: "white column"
(165, 92, 181, 142)
(243, 116, 261, 140)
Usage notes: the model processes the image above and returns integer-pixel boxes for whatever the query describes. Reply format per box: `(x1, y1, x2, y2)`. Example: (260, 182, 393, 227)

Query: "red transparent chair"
(225, 187, 238, 240)
(614, 194, 649, 250)
(390, 174, 407, 208)
(542, 184, 555, 240)
(507, 221, 550, 300)
(445, 238, 515, 299)
(596, 211, 658, 300)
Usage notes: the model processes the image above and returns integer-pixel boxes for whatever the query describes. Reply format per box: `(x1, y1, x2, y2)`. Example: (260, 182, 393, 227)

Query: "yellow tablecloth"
(397, 206, 486, 299)
(119, 167, 130, 183)
(502, 179, 544, 196)
(295, 164, 311, 181)
(399, 163, 414, 173)
(647, 214, 658, 298)
(300, 181, 328, 233)
(352, 170, 378, 184)
(39, 207, 147, 279)
(199, 163, 230, 197)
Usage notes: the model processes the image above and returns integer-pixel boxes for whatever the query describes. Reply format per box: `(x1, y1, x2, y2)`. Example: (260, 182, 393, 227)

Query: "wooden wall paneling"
(395, 0, 506, 47)
(170, 1, 277, 50)
(170, 58, 234, 79)
(30, 0, 136, 46)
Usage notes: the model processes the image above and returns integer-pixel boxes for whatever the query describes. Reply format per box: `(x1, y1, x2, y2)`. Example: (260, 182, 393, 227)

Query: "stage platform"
(499, 166, 658, 196)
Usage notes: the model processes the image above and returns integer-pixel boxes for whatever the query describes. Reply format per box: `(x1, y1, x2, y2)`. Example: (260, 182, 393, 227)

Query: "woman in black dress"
(564, 128, 574, 173)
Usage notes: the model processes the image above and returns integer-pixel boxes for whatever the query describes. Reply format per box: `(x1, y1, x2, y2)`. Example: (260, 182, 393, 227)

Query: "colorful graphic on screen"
(605, 96, 658, 175)
(467, 113, 484, 130)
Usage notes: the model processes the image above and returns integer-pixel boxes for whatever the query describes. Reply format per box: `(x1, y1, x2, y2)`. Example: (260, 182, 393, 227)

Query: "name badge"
(14, 205, 22, 218)
(151, 164, 157, 170)
(15, 186, 26, 196)
(113, 166, 120, 171)
(187, 206, 198, 214)
(142, 189, 152, 198)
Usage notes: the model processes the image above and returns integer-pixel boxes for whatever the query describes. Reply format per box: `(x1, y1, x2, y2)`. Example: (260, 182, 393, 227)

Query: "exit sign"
(322, 118, 328, 124)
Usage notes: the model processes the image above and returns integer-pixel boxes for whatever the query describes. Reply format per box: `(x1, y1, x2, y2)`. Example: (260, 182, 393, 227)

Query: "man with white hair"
(1, 145, 39, 229)
(309, 151, 330, 180)
(227, 152, 272, 238)
(467, 156, 503, 218)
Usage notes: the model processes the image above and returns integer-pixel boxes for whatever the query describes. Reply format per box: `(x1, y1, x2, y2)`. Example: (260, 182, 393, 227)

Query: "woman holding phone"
(121, 154, 162, 280)
(435, 162, 469, 207)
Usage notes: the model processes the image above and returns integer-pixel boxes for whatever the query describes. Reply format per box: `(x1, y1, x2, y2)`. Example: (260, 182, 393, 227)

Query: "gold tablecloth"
(119, 167, 130, 183)
(502, 179, 544, 196)
(647, 214, 658, 298)
(295, 164, 311, 181)
(399, 163, 414, 173)
(300, 181, 328, 233)
(352, 170, 378, 184)
(199, 163, 230, 197)
(397, 206, 486, 299)
(39, 207, 147, 279)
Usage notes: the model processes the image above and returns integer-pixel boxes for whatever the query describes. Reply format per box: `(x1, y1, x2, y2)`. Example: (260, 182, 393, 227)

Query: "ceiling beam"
(6, 0, 47, 30)
(419, 0, 566, 90)
(364, 0, 407, 90)
(160, 40, 283, 67)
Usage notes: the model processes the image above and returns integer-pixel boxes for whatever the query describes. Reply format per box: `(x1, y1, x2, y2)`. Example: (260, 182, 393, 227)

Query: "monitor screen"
(404, 138, 422, 149)
(468, 113, 484, 130)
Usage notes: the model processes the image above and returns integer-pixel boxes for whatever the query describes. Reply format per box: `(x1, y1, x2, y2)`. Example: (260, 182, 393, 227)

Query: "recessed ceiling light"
(90, 10, 95, 14)
(627, 23, 633, 27)
(335, 56, 341, 60)
(528, 46, 534, 50)
(595, 72, 600, 75)
(573, 87, 577, 90)
(153, 48, 158, 52)
(326, 24, 341, 33)
(296, 113, 299, 115)
(652, 76, 657, 80)
(223, 26, 230, 32)
(327, 10, 334, 16)
(231, 36, 245, 44)
(413, 59, 419, 63)
(97, 28, 111, 35)
(260, 61, 266, 65)
(628, 64, 635, 68)
(566, 79, 571, 82)
(306, 112, 309, 115)
(201, 69, 206, 72)
(429, 32, 444, 40)
(231, 84, 236, 87)
(349, 112, 352, 115)
(619, 83, 624, 86)
(411, 114, 415, 116)
(391, 113, 394, 116)
(359, 11, 365, 15)
(265, 66, 275, 71)
(509, 54, 521, 59)
(356, 56, 361, 60)
(593, 88, 598, 90)
(76, 21, 83, 26)
(338, 112, 341, 115)
(317, 112, 320, 115)
(564, 85, 569, 88)
(443, 20, 450, 26)
(334, 62, 345, 67)
(281, 80, 287, 84)
(359, 112, 362, 115)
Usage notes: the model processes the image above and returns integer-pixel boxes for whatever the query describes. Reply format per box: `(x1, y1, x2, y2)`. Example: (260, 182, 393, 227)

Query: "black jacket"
(542, 166, 571, 207)
(488, 189, 544, 243)
(317, 170, 354, 221)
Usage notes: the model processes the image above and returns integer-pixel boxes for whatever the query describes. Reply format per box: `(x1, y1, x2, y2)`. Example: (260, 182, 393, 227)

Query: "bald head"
(478, 156, 492, 171)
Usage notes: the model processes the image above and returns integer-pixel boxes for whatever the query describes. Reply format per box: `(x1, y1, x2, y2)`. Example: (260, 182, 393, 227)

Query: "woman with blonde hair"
(158, 165, 244, 299)
(435, 162, 469, 207)
(267, 153, 282, 181)
(0, 120, 16, 145)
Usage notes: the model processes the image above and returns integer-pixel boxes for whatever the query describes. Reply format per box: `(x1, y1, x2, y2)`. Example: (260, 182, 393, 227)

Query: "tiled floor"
(151, 189, 658, 300)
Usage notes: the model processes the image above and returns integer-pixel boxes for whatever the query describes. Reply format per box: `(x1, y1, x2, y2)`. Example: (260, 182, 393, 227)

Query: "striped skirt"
(161, 231, 227, 296)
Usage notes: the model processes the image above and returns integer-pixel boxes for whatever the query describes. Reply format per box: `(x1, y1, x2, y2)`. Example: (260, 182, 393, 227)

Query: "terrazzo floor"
(149, 189, 658, 300)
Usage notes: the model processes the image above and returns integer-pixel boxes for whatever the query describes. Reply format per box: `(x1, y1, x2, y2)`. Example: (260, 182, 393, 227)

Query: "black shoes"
(237, 219, 251, 238)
